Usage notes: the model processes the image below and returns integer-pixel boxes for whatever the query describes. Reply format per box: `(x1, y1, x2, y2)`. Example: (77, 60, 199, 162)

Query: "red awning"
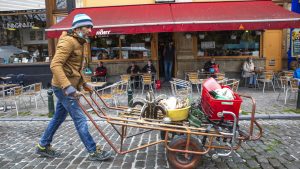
(46, 0, 300, 38)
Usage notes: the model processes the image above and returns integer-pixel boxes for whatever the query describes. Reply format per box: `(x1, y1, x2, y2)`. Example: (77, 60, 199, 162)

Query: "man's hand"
(83, 82, 93, 92)
(64, 85, 77, 96)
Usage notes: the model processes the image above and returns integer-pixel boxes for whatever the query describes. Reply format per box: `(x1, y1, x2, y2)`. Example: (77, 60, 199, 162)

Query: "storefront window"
(0, 11, 48, 64)
(91, 35, 119, 61)
(120, 34, 151, 59)
(90, 33, 151, 61)
(197, 31, 261, 57)
(56, 0, 67, 10)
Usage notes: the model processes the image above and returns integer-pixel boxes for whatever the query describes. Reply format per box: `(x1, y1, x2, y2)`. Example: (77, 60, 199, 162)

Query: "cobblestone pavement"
(0, 119, 300, 169)
(0, 84, 299, 118)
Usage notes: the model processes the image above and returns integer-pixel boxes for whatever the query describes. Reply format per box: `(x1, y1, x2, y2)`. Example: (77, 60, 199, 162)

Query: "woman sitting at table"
(142, 60, 156, 73)
(242, 57, 256, 87)
(127, 62, 140, 74)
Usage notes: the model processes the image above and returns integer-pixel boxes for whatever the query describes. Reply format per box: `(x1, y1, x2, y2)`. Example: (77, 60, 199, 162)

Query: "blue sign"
(288, 0, 300, 69)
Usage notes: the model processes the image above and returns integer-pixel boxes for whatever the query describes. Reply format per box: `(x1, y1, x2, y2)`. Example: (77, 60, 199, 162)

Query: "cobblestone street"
(1, 85, 300, 119)
(0, 119, 300, 169)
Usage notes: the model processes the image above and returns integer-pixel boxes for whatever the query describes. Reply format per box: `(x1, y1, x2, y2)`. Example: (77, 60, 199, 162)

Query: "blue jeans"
(249, 75, 257, 85)
(164, 60, 173, 81)
(39, 86, 96, 153)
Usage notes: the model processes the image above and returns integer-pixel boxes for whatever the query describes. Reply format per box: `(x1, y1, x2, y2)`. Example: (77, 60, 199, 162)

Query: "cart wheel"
(167, 135, 202, 169)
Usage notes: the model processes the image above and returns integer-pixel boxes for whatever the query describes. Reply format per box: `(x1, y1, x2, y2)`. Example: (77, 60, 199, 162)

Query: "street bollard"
(128, 88, 133, 107)
(48, 89, 55, 118)
(297, 85, 300, 109)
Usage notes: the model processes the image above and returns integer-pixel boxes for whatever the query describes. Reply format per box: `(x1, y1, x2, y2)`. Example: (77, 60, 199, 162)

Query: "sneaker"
(35, 144, 60, 158)
(88, 145, 111, 161)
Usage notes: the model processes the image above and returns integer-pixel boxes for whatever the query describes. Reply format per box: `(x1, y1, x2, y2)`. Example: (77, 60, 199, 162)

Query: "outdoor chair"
(170, 78, 192, 97)
(113, 81, 129, 97)
(277, 76, 289, 103)
(96, 81, 126, 107)
(83, 75, 92, 83)
(283, 71, 294, 78)
(141, 74, 155, 95)
(197, 70, 211, 79)
(187, 72, 202, 94)
(120, 74, 132, 91)
(0, 86, 26, 116)
(224, 79, 240, 92)
(283, 78, 298, 105)
(257, 71, 275, 94)
(23, 83, 45, 109)
(273, 71, 284, 89)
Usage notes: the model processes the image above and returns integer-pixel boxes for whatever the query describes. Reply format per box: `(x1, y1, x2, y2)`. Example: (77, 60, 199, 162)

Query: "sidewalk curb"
(239, 114, 300, 120)
(1, 114, 300, 121)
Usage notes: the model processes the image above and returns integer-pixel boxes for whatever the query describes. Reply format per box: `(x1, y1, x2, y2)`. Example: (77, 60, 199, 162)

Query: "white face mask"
(77, 31, 90, 43)
(78, 31, 84, 38)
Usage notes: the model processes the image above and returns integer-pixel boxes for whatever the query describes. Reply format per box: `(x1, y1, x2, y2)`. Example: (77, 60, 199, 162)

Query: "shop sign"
(292, 28, 300, 57)
(2, 22, 34, 29)
(96, 29, 111, 36)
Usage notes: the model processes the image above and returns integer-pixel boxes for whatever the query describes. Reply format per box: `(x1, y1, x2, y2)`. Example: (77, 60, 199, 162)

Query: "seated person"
(127, 62, 140, 74)
(242, 57, 256, 87)
(142, 60, 156, 73)
(127, 62, 141, 88)
(94, 61, 107, 82)
(204, 57, 219, 73)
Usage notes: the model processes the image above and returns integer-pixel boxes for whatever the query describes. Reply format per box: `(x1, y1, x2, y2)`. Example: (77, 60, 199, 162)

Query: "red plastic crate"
(201, 78, 242, 121)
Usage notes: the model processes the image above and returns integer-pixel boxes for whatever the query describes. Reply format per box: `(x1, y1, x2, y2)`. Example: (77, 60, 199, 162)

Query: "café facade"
(46, 0, 300, 81)
(0, 0, 50, 86)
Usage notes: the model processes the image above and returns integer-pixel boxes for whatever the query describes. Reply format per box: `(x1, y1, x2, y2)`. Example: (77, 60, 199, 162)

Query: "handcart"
(76, 79, 262, 169)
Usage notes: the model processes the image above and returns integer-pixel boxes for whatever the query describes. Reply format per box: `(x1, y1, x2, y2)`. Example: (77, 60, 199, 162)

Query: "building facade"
(46, 0, 298, 82)
(0, 1, 53, 87)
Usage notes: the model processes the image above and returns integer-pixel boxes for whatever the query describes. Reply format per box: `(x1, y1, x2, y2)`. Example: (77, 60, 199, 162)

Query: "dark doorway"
(158, 32, 175, 81)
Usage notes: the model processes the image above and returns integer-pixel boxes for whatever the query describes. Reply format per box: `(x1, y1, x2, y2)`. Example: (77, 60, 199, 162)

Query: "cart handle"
(238, 93, 263, 141)
(212, 111, 237, 159)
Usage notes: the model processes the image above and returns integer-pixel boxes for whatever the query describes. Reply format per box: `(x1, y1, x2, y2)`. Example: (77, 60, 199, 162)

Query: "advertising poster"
(292, 29, 300, 57)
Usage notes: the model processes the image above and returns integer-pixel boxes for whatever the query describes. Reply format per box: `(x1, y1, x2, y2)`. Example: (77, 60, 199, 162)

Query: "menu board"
(292, 29, 300, 57)
(201, 41, 215, 49)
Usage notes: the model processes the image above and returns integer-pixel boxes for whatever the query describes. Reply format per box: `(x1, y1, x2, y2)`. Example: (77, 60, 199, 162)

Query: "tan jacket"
(50, 33, 87, 90)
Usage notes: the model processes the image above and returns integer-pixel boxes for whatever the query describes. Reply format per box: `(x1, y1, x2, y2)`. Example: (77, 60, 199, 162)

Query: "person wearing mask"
(163, 41, 175, 81)
(204, 57, 218, 73)
(94, 61, 107, 82)
(242, 57, 256, 87)
(127, 61, 140, 74)
(35, 14, 111, 161)
(142, 60, 156, 73)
